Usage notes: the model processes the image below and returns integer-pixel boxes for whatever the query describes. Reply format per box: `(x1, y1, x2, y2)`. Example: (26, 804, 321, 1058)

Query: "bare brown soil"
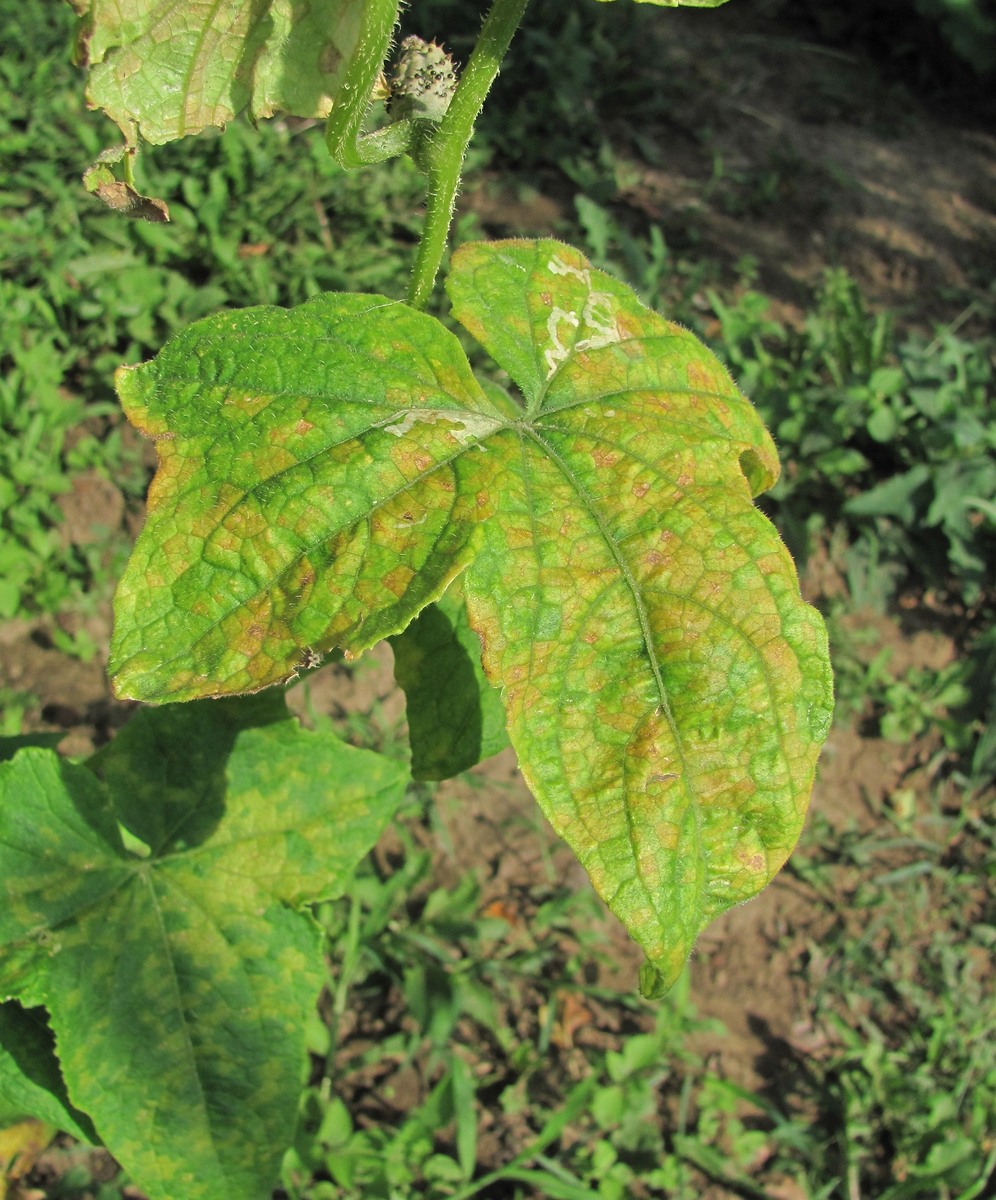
(467, 5, 996, 332)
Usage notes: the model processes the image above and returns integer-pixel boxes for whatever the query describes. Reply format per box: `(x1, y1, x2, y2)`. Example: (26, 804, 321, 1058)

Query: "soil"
(5, 3, 994, 1196)
(468, 4, 996, 332)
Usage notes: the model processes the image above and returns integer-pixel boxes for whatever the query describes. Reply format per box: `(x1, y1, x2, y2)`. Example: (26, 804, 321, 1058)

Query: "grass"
(786, 792, 996, 1199)
(3, 0, 995, 1196)
(281, 798, 736, 1200)
(707, 272, 996, 608)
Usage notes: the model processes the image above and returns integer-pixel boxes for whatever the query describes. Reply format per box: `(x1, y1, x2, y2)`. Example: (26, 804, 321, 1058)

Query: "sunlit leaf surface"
(71, 0, 366, 143)
(109, 296, 501, 700)
(108, 238, 832, 990)
(449, 240, 832, 993)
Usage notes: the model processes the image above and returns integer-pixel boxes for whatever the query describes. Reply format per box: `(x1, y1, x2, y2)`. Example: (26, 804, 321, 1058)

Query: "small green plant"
(0, 692, 39, 740)
(710, 272, 996, 603)
(288, 840, 732, 1200)
(784, 792, 996, 1200)
(0, 284, 87, 619)
(1, 2, 835, 1198)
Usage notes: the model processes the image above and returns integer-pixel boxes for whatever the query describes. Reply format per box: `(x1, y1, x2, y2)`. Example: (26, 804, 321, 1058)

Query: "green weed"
(817, 892, 993, 1197)
(783, 760, 996, 1200)
(709, 272, 996, 605)
(281, 779, 990, 1200)
(278, 802, 746, 1200)
(0, 689, 38, 737)
(572, 194, 719, 323)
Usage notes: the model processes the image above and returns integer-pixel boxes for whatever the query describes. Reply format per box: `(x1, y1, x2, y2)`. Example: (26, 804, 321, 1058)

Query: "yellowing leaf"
(109, 296, 501, 701)
(0, 698, 408, 1200)
(72, 0, 366, 144)
(448, 241, 832, 992)
(108, 239, 833, 991)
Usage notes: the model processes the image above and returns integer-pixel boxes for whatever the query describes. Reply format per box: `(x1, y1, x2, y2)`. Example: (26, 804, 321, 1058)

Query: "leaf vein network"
(150, 414, 495, 676)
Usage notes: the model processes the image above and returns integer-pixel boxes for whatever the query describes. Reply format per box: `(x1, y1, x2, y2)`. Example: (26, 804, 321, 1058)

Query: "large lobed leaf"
(68, 0, 367, 144)
(0, 694, 408, 1200)
(108, 238, 832, 991)
(449, 241, 831, 994)
(109, 295, 502, 700)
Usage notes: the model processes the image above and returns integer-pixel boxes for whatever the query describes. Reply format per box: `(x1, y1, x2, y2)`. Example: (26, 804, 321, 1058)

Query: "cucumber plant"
(0, 1, 833, 1197)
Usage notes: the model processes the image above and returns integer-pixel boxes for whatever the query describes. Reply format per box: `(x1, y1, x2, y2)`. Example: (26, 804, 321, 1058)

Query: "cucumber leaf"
(107, 239, 832, 992)
(69, 0, 368, 144)
(0, 696, 408, 1200)
(391, 582, 510, 780)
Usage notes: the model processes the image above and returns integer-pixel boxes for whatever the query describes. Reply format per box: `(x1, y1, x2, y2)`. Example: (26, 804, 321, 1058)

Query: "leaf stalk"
(324, 0, 411, 167)
(407, 0, 532, 309)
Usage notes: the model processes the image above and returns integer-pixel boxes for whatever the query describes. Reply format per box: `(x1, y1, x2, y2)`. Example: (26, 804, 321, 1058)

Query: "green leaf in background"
(107, 238, 832, 992)
(0, 735, 63, 763)
(0, 696, 408, 1200)
(390, 581, 510, 780)
(447, 240, 833, 994)
(67, 0, 367, 144)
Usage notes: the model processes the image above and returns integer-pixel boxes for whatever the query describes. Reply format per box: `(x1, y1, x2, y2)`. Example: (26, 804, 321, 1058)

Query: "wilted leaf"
(81, 143, 170, 220)
(70, 0, 367, 144)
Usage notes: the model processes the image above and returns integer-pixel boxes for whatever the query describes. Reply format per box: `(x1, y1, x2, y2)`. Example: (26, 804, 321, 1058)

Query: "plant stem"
(325, 0, 411, 168)
(406, 0, 531, 310)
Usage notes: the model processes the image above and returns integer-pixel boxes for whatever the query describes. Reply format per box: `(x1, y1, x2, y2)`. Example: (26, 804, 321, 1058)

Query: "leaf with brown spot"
(109, 240, 833, 992)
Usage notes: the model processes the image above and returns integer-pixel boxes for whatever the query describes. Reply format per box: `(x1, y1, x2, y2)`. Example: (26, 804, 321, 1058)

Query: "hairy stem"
(325, 0, 412, 167)
(406, 0, 532, 310)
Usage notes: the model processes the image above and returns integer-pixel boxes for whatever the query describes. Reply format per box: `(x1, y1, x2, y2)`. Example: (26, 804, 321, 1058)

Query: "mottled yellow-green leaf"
(107, 239, 832, 993)
(447, 239, 833, 993)
(0, 698, 408, 1200)
(108, 294, 502, 702)
(70, 0, 366, 144)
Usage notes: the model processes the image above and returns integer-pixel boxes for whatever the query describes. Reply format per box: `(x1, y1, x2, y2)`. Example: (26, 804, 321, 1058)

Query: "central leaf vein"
(522, 425, 674, 721)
